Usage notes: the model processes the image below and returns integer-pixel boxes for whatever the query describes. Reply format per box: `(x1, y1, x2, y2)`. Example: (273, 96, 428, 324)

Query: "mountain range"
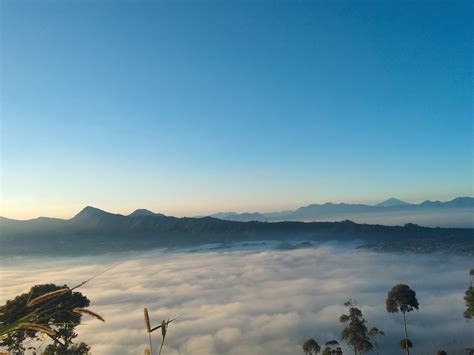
(208, 196, 474, 227)
(0, 197, 473, 256)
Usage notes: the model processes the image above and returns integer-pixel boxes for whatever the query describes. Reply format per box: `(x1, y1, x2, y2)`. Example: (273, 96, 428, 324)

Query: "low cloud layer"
(1, 244, 472, 354)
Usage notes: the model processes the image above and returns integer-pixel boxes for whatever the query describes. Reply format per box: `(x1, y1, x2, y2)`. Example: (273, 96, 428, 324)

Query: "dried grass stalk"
(150, 316, 178, 333)
(73, 307, 105, 322)
(20, 323, 55, 336)
(27, 288, 70, 307)
(159, 318, 169, 355)
(144, 349, 151, 355)
(144, 308, 151, 333)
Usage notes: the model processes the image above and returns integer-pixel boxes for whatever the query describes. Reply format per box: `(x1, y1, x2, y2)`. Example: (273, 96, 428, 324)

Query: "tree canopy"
(465, 286, 474, 320)
(322, 339, 343, 355)
(399, 338, 413, 350)
(386, 284, 419, 314)
(43, 341, 91, 355)
(339, 301, 375, 355)
(0, 284, 90, 353)
(303, 338, 321, 355)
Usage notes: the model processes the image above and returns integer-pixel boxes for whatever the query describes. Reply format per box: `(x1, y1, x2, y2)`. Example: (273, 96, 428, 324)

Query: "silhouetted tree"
(303, 338, 321, 355)
(368, 327, 384, 355)
(464, 269, 474, 320)
(464, 287, 474, 319)
(0, 284, 90, 353)
(399, 338, 413, 351)
(386, 284, 419, 355)
(339, 301, 374, 355)
(322, 339, 343, 355)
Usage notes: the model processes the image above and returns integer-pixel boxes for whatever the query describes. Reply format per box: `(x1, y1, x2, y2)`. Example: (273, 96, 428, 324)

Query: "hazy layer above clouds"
(1, 244, 472, 354)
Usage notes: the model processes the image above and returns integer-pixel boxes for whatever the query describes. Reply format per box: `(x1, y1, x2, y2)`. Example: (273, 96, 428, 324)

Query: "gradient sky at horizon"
(1, 0, 472, 219)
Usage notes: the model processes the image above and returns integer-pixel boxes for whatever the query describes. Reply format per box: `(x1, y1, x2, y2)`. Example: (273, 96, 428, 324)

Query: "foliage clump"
(339, 301, 376, 355)
(0, 283, 103, 354)
(302, 338, 321, 355)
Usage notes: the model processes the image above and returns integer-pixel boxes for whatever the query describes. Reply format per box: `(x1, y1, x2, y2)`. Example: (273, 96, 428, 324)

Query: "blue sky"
(1, 0, 472, 219)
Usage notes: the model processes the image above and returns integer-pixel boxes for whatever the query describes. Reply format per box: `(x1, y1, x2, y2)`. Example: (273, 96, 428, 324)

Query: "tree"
(303, 338, 321, 355)
(464, 269, 474, 320)
(386, 284, 419, 355)
(0, 284, 90, 353)
(339, 301, 374, 355)
(399, 338, 413, 350)
(464, 286, 474, 320)
(322, 340, 343, 355)
(368, 327, 384, 355)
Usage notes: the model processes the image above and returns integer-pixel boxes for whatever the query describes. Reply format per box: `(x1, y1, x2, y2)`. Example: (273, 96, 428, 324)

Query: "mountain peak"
(445, 196, 473, 207)
(72, 206, 114, 220)
(376, 198, 409, 207)
(129, 209, 160, 217)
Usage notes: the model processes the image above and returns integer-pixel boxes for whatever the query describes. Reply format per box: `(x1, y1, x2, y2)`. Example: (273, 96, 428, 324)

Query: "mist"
(1, 244, 472, 354)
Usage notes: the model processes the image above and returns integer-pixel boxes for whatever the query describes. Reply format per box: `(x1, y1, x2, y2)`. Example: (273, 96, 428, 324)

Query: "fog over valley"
(1, 244, 472, 354)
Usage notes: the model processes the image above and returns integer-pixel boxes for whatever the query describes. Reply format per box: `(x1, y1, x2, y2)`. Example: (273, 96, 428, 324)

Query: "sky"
(1, 0, 472, 219)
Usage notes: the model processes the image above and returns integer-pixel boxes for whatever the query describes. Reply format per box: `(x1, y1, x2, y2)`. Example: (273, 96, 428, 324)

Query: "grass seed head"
(20, 323, 56, 336)
(73, 307, 105, 322)
(27, 288, 70, 307)
(144, 308, 151, 333)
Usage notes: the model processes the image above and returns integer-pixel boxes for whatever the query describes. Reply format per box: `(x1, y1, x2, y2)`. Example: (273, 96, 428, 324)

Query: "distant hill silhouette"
(129, 209, 165, 217)
(209, 197, 474, 227)
(0, 203, 472, 256)
(211, 212, 267, 222)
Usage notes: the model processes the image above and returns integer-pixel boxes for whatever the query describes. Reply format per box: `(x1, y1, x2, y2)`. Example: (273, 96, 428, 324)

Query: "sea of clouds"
(1, 243, 473, 354)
